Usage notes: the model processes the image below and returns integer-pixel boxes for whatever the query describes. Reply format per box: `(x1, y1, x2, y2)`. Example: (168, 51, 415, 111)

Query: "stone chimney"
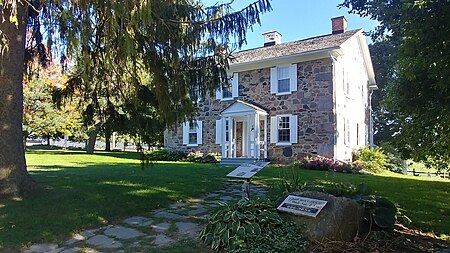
(262, 31, 282, 47)
(331, 16, 348, 34)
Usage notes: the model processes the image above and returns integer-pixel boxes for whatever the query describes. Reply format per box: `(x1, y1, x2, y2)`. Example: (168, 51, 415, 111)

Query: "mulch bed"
(310, 224, 450, 253)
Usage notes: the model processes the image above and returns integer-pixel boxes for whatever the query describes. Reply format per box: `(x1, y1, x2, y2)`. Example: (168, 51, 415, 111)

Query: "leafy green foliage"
(341, 0, 450, 171)
(146, 149, 187, 162)
(199, 199, 308, 252)
(353, 147, 390, 172)
(23, 72, 82, 140)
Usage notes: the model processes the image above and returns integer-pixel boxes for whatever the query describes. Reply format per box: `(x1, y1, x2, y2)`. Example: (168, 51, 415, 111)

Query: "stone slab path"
(23, 180, 268, 253)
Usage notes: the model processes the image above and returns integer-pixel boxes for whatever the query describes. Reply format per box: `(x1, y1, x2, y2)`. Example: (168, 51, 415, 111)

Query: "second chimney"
(331, 16, 348, 34)
(262, 31, 282, 47)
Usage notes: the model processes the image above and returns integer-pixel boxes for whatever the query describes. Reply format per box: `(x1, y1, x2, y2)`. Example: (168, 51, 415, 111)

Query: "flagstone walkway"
(23, 180, 269, 253)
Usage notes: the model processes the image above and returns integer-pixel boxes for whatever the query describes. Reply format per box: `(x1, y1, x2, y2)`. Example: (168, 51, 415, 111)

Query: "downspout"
(369, 89, 374, 149)
(330, 52, 338, 160)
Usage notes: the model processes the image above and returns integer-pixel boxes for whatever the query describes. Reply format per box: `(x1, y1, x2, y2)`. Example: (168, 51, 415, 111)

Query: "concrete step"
(220, 158, 257, 166)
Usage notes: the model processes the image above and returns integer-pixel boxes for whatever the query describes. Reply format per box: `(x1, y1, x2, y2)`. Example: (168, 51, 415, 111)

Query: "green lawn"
(254, 167, 450, 236)
(1, 149, 449, 251)
(0, 149, 231, 251)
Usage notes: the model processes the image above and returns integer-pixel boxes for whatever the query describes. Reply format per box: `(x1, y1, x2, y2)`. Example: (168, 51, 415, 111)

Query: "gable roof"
(221, 100, 269, 116)
(230, 29, 361, 65)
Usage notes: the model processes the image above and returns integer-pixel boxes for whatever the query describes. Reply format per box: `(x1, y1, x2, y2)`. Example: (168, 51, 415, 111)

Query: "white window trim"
(270, 64, 298, 96)
(270, 114, 298, 146)
(216, 72, 238, 101)
(183, 120, 203, 147)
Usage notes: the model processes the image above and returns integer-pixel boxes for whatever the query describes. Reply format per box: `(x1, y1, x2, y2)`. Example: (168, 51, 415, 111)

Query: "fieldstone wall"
(164, 58, 335, 163)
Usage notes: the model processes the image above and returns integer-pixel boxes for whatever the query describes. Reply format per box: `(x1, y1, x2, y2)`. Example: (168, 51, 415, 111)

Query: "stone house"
(164, 16, 377, 164)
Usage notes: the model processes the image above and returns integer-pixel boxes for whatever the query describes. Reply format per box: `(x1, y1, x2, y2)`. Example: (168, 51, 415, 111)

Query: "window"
(189, 85, 202, 104)
(183, 120, 202, 146)
(222, 82, 233, 99)
(270, 114, 298, 145)
(277, 66, 290, 93)
(270, 64, 297, 95)
(188, 123, 197, 145)
(216, 73, 238, 100)
(278, 116, 290, 142)
(343, 118, 350, 145)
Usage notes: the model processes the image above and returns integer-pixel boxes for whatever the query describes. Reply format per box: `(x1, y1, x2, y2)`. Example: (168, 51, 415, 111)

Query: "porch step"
(220, 158, 257, 166)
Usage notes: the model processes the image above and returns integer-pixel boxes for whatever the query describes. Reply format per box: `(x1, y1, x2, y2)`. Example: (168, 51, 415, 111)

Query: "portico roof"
(220, 100, 268, 116)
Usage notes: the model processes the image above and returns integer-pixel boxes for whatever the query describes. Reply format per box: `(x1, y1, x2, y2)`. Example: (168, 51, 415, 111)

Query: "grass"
(253, 167, 450, 236)
(0, 149, 231, 251)
(1, 149, 449, 251)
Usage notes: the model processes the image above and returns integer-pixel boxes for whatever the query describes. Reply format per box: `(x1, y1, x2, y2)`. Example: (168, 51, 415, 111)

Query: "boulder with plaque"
(277, 191, 364, 241)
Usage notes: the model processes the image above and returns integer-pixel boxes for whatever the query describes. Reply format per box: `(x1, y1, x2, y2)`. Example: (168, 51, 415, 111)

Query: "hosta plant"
(199, 198, 308, 252)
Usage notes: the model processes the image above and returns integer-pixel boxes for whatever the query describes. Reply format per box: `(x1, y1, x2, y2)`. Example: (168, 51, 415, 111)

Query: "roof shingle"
(230, 29, 361, 64)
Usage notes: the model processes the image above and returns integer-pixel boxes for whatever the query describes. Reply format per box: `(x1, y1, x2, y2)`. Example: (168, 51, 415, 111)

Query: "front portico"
(216, 100, 268, 160)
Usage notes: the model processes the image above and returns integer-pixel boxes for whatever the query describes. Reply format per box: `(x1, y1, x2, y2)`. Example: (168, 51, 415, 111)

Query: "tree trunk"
(0, 3, 37, 198)
(104, 126, 111, 151)
(46, 136, 50, 146)
(86, 123, 101, 154)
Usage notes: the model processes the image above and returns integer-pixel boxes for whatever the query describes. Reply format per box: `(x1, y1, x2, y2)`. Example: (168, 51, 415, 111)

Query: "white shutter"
(290, 64, 298, 92)
(215, 119, 222, 144)
(232, 72, 239, 98)
(270, 67, 277, 94)
(182, 122, 189, 145)
(270, 116, 277, 143)
(216, 88, 222, 100)
(197, 121, 203, 145)
(290, 115, 298, 144)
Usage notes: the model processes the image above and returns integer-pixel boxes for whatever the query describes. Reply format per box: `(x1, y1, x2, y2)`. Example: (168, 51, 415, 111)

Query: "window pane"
(222, 83, 232, 98)
(278, 79, 290, 93)
(189, 123, 196, 132)
(277, 66, 289, 79)
(278, 129, 290, 142)
(189, 133, 197, 144)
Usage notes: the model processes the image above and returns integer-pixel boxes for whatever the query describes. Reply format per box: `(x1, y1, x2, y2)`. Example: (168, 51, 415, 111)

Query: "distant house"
(164, 16, 377, 164)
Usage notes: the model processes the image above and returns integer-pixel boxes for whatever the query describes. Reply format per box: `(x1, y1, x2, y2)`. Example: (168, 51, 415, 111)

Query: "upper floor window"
(216, 73, 238, 101)
(270, 114, 298, 145)
(183, 120, 202, 146)
(270, 64, 297, 95)
(222, 83, 233, 99)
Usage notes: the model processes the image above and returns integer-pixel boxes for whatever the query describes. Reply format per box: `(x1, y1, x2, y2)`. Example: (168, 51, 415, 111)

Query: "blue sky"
(207, 0, 380, 50)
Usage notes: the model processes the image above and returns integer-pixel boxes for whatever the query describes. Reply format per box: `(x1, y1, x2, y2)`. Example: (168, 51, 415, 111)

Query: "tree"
(0, 0, 272, 197)
(23, 65, 81, 146)
(341, 0, 450, 170)
(0, 3, 36, 197)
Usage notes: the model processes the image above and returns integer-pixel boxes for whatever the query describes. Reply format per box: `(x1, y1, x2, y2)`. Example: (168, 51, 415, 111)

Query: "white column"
(254, 114, 260, 160)
(222, 117, 226, 158)
(231, 117, 235, 158)
(264, 116, 268, 159)
(247, 114, 251, 158)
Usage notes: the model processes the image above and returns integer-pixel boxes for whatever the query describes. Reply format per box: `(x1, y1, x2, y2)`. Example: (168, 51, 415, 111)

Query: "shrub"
(353, 147, 390, 172)
(186, 151, 204, 162)
(186, 151, 220, 163)
(200, 199, 308, 253)
(201, 153, 219, 163)
(294, 155, 362, 174)
(146, 149, 186, 161)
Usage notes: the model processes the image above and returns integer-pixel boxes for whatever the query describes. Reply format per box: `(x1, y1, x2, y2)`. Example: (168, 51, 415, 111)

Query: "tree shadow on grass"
(0, 162, 231, 251)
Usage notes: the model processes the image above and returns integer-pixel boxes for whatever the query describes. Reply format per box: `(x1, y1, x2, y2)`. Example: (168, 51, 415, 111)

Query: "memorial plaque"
(226, 163, 263, 179)
(252, 161, 270, 167)
(277, 195, 327, 218)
